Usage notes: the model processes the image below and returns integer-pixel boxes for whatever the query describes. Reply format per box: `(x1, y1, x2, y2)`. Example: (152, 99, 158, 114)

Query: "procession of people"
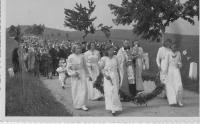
(12, 36, 184, 116)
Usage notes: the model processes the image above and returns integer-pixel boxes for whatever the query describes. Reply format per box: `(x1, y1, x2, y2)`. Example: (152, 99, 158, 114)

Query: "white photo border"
(0, 0, 199, 123)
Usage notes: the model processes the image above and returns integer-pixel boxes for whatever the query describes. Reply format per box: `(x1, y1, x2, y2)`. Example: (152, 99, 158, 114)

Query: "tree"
(98, 24, 112, 40)
(24, 24, 45, 36)
(64, 0, 96, 40)
(14, 25, 23, 42)
(24, 26, 32, 35)
(8, 25, 23, 42)
(31, 24, 45, 36)
(183, 0, 199, 19)
(8, 25, 17, 37)
(109, 0, 199, 42)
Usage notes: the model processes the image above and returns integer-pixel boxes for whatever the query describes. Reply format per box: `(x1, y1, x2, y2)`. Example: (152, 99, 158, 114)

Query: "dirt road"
(42, 77, 199, 117)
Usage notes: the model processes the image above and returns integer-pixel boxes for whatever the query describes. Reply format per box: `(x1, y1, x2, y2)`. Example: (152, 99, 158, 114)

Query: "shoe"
(97, 97, 105, 101)
(112, 111, 117, 116)
(81, 106, 88, 111)
(178, 102, 183, 107)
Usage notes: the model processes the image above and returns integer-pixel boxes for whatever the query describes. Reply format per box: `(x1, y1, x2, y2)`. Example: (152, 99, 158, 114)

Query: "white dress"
(156, 46, 171, 84)
(99, 56, 122, 112)
(56, 67, 67, 83)
(67, 54, 88, 109)
(166, 51, 183, 105)
(84, 50, 103, 100)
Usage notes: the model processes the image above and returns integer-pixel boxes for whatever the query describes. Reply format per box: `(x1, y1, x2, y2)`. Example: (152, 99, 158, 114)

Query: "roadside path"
(41, 76, 199, 116)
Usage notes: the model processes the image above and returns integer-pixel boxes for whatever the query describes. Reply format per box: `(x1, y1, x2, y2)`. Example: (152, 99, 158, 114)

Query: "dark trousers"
(129, 84, 136, 97)
(52, 59, 57, 76)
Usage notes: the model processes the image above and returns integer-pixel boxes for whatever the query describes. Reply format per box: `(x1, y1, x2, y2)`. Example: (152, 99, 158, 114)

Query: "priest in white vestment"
(117, 40, 134, 97)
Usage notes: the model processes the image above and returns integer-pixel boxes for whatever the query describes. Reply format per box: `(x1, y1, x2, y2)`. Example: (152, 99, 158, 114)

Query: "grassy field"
(6, 37, 72, 116)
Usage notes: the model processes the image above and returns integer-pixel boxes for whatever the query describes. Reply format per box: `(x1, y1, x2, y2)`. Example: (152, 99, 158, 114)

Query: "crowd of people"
(12, 36, 183, 116)
(12, 36, 118, 79)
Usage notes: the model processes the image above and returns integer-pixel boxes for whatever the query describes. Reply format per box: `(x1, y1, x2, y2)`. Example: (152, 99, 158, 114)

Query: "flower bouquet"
(93, 72, 104, 94)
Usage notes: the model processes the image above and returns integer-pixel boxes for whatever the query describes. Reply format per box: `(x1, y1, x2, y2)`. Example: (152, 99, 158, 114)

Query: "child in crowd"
(56, 58, 67, 89)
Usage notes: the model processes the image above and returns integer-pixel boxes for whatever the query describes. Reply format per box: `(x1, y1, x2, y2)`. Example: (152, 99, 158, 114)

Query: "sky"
(6, 0, 199, 35)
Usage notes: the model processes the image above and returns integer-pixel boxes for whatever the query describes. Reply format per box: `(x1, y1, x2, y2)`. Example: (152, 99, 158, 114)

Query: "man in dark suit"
(58, 46, 66, 59)
(81, 41, 87, 53)
(49, 44, 58, 76)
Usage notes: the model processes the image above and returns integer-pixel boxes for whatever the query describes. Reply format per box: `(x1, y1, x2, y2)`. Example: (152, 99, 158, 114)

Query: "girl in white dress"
(84, 42, 103, 100)
(166, 42, 183, 107)
(56, 58, 67, 89)
(66, 43, 89, 111)
(99, 44, 122, 116)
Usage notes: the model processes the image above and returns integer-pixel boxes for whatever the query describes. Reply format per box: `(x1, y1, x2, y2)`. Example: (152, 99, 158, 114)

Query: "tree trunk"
(82, 32, 88, 41)
(161, 28, 165, 44)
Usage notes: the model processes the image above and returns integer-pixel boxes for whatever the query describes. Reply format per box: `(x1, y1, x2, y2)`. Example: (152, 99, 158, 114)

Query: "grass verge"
(6, 71, 72, 116)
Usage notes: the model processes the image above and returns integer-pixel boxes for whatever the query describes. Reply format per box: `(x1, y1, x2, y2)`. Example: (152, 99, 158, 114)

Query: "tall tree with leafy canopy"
(64, 0, 96, 40)
(14, 25, 23, 42)
(98, 24, 113, 40)
(182, 0, 199, 20)
(8, 25, 23, 42)
(109, 0, 199, 42)
(8, 25, 18, 37)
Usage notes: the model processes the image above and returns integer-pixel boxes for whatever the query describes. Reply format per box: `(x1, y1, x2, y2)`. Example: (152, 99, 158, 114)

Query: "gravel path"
(41, 76, 199, 117)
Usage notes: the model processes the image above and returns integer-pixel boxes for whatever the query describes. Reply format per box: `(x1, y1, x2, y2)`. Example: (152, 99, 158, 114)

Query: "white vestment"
(117, 47, 132, 96)
(156, 46, 171, 84)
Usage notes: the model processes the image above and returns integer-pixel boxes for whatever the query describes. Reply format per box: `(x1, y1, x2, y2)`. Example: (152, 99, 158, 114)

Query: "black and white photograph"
(0, 0, 199, 122)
